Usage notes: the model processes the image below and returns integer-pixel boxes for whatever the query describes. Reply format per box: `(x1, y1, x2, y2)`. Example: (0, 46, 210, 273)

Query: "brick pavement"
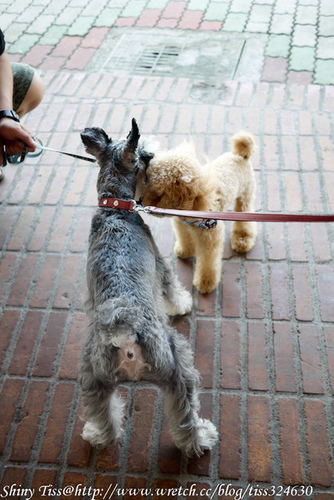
(1, 0, 334, 499)
(0, 70, 334, 497)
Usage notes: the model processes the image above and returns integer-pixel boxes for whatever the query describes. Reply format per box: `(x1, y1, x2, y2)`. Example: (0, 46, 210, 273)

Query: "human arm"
(0, 48, 36, 163)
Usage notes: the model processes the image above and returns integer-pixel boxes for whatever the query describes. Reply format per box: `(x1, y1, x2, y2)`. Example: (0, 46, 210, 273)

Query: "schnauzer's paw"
(196, 418, 219, 453)
(165, 289, 192, 316)
(193, 272, 220, 295)
(82, 421, 123, 448)
(177, 418, 218, 457)
(231, 225, 257, 253)
(174, 241, 195, 260)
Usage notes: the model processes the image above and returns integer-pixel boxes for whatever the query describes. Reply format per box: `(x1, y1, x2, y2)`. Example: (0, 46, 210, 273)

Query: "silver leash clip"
(133, 201, 144, 212)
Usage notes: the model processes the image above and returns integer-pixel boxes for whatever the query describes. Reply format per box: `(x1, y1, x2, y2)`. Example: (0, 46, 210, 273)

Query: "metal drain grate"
(98, 34, 187, 76)
(87, 30, 266, 85)
(135, 45, 180, 74)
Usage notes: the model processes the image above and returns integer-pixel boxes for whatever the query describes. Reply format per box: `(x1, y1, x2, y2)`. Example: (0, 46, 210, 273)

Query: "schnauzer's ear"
(122, 119, 140, 165)
(125, 118, 140, 151)
(81, 127, 111, 158)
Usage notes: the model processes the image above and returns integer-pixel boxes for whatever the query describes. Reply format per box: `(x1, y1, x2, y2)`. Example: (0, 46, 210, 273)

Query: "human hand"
(0, 117, 36, 156)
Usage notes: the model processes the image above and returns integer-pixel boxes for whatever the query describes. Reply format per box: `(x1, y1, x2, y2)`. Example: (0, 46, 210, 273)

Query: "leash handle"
(1, 138, 96, 167)
(34, 143, 96, 163)
(143, 206, 334, 223)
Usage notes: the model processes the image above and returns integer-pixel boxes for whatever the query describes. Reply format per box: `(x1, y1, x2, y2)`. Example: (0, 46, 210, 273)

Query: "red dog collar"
(99, 198, 137, 211)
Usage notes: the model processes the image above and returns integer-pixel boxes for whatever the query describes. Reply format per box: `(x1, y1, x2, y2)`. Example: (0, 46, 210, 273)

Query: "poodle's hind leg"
(230, 196, 257, 253)
(172, 218, 196, 259)
(164, 333, 218, 457)
(192, 222, 225, 294)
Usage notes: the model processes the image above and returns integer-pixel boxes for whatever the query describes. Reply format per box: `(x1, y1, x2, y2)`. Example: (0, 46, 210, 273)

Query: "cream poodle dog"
(137, 132, 257, 294)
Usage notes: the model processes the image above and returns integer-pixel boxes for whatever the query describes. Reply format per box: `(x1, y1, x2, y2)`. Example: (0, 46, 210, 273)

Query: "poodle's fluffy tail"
(231, 131, 256, 160)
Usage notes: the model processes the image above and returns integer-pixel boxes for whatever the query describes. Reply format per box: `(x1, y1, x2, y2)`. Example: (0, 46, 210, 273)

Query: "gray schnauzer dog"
(78, 119, 218, 457)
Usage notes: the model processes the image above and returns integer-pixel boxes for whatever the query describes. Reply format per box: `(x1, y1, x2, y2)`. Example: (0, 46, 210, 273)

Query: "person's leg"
(11, 62, 44, 117)
(0, 63, 44, 180)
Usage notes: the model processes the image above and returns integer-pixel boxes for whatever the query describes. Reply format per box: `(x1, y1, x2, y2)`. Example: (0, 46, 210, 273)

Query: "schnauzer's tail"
(231, 131, 256, 160)
(94, 297, 143, 344)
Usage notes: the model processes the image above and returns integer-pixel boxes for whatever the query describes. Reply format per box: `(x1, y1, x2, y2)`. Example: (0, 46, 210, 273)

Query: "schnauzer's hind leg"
(80, 382, 124, 448)
(157, 255, 192, 316)
(164, 333, 218, 457)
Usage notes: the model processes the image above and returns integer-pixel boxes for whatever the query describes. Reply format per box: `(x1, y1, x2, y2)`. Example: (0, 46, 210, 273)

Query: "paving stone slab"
(292, 24, 317, 47)
(315, 59, 334, 84)
(290, 46, 315, 72)
(266, 34, 290, 57)
(317, 36, 334, 59)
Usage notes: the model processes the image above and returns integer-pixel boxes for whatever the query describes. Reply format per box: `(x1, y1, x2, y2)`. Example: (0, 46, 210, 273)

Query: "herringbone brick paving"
(0, 69, 334, 498)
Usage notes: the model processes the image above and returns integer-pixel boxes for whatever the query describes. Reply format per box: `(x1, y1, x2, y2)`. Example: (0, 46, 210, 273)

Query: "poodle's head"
(138, 141, 216, 211)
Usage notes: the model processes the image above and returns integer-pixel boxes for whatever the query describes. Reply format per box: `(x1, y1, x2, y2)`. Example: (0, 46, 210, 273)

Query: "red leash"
(98, 198, 334, 223)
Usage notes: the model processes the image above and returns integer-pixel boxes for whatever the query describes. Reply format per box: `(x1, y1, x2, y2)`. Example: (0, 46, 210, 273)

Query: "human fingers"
(20, 124, 37, 149)
(0, 120, 36, 149)
(16, 128, 36, 150)
(5, 140, 29, 157)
